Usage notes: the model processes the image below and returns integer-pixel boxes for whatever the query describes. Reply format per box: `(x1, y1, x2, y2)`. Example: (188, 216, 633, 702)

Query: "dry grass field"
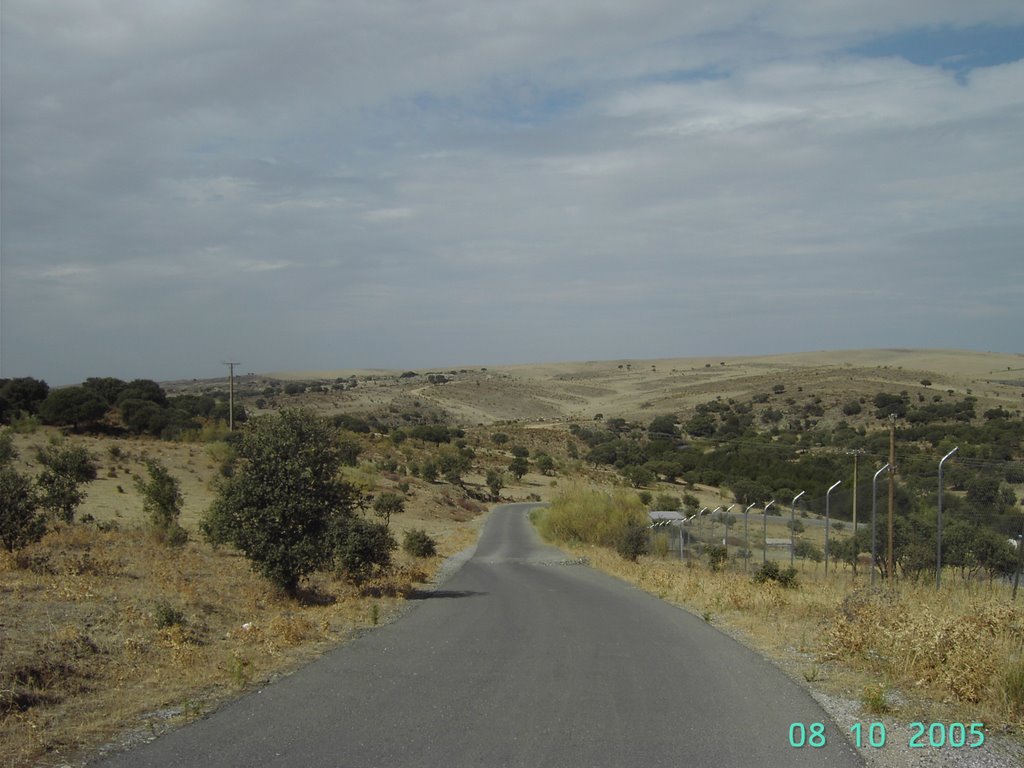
(263, 348, 1024, 425)
(3, 348, 1023, 766)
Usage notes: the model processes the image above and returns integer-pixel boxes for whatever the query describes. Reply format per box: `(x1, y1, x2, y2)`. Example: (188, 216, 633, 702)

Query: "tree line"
(0, 376, 246, 438)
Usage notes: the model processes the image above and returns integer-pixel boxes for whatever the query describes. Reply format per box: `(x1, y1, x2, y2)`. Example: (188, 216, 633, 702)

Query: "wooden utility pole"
(224, 361, 239, 431)
(887, 414, 896, 584)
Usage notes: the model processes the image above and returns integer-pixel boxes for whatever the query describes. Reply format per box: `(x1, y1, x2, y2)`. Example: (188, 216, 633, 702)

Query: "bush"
(372, 491, 405, 527)
(202, 410, 360, 594)
(135, 459, 187, 546)
(0, 429, 15, 466)
(409, 424, 451, 444)
(152, 600, 187, 629)
(752, 560, 799, 588)
(486, 469, 504, 499)
(0, 465, 45, 551)
(537, 485, 648, 552)
(403, 528, 437, 558)
(35, 443, 98, 523)
(535, 453, 555, 475)
(706, 544, 728, 571)
(794, 538, 823, 563)
(335, 518, 396, 581)
(616, 519, 648, 562)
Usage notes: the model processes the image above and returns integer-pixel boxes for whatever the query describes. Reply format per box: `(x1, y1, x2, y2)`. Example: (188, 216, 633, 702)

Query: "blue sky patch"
(852, 24, 1024, 79)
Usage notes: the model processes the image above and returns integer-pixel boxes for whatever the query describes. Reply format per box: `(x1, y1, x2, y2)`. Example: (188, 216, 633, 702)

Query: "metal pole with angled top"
(936, 447, 958, 590)
(744, 503, 755, 572)
(790, 491, 805, 567)
(871, 464, 889, 586)
(762, 500, 775, 566)
(825, 481, 841, 575)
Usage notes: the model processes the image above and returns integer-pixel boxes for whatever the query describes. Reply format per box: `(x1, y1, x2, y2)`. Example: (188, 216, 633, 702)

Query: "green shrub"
(794, 538, 823, 563)
(0, 429, 16, 466)
(202, 410, 360, 594)
(402, 528, 437, 558)
(152, 600, 187, 629)
(335, 518, 396, 581)
(372, 491, 405, 526)
(135, 459, 187, 546)
(0, 465, 45, 551)
(35, 443, 98, 523)
(653, 493, 681, 511)
(706, 544, 728, 571)
(753, 560, 799, 588)
(615, 519, 648, 562)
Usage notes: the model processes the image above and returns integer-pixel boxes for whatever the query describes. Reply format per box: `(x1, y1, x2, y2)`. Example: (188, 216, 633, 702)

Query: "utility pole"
(224, 361, 239, 431)
(850, 450, 860, 576)
(887, 414, 897, 584)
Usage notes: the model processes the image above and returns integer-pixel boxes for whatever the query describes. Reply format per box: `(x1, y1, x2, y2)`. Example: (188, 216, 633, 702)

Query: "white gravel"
(809, 689, 1024, 768)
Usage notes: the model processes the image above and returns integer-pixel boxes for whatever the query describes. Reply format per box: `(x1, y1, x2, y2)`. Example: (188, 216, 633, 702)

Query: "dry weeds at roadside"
(823, 582, 1024, 723)
(563, 545, 1024, 730)
(0, 520, 467, 768)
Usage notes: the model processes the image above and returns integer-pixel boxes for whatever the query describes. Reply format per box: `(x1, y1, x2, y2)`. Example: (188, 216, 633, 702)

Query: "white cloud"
(360, 207, 417, 223)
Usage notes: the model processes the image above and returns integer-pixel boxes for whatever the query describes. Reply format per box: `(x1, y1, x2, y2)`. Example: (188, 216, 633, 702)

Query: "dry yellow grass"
(0, 523, 458, 767)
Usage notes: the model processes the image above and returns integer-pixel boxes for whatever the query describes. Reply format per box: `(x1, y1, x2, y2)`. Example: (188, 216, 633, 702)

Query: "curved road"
(95, 504, 863, 767)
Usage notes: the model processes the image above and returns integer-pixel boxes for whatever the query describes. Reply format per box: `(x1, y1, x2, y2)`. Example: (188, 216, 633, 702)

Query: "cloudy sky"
(2, 1, 1023, 384)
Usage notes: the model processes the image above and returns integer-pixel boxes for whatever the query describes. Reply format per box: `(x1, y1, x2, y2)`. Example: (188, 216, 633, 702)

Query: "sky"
(2, 1, 1023, 385)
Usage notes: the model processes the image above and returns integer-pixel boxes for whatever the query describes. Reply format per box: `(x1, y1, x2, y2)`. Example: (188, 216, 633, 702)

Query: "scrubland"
(3, 348, 1024, 765)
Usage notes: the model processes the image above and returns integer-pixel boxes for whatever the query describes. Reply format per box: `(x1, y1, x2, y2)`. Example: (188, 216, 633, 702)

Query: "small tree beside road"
(202, 410, 361, 595)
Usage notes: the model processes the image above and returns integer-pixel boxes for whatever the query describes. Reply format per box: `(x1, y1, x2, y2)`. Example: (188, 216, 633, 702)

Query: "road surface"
(94, 503, 863, 767)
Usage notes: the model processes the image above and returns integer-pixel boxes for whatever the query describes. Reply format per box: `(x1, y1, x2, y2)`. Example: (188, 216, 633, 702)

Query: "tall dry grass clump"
(822, 583, 1024, 724)
(534, 484, 647, 549)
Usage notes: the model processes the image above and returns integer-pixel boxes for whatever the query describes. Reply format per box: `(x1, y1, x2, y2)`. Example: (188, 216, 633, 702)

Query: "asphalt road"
(94, 504, 863, 768)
